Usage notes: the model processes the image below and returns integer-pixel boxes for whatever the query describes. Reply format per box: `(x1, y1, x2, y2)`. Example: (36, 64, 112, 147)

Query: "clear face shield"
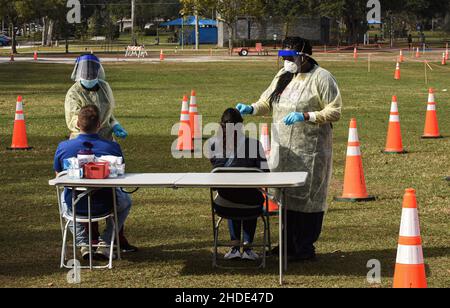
(71, 54, 106, 82)
(278, 50, 310, 73)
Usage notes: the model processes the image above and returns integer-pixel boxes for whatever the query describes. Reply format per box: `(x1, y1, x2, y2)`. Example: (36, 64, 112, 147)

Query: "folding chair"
(56, 172, 119, 270)
(210, 168, 271, 269)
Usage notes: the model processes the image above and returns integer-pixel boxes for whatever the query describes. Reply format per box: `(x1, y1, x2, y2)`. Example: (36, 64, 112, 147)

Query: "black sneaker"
(120, 242, 139, 253)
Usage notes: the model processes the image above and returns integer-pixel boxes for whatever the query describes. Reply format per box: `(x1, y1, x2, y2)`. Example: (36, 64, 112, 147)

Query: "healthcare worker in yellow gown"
(65, 54, 128, 141)
(237, 37, 342, 261)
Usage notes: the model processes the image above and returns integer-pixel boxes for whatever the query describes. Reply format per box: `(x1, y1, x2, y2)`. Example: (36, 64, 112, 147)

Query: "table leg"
(112, 188, 121, 260)
(72, 188, 77, 271)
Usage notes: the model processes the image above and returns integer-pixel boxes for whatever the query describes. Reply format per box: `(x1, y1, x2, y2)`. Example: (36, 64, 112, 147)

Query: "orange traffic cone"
(260, 123, 271, 159)
(399, 50, 404, 63)
(442, 52, 447, 65)
(335, 119, 375, 202)
(384, 96, 407, 154)
(189, 90, 202, 140)
(266, 197, 279, 214)
(10, 53, 14, 62)
(160, 49, 165, 61)
(422, 88, 442, 139)
(353, 47, 358, 60)
(176, 96, 193, 152)
(394, 62, 401, 80)
(393, 188, 427, 288)
(415, 47, 420, 58)
(7, 96, 32, 151)
(34, 51, 38, 61)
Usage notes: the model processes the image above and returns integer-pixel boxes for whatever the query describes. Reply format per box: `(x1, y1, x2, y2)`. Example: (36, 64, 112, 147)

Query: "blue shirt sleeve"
(54, 144, 64, 173)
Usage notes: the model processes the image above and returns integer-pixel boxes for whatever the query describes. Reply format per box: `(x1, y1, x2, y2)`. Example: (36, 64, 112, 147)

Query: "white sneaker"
(242, 249, 259, 261)
(224, 248, 241, 260)
(95, 242, 116, 261)
(80, 247, 91, 260)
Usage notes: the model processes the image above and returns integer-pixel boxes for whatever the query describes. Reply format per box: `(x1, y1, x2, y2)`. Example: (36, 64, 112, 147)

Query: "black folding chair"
(210, 167, 271, 269)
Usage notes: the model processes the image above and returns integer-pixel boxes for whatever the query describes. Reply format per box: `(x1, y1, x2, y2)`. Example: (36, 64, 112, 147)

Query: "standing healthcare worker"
(65, 54, 128, 141)
(64, 54, 137, 253)
(236, 37, 342, 261)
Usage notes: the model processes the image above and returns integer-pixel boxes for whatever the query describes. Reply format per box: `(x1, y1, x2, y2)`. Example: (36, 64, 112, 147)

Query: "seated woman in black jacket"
(209, 108, 269, 261)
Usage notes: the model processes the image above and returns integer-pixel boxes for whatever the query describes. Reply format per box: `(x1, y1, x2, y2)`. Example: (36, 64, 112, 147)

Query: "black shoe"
(270, 245, 296, 257)
(120, 242, 139, 253)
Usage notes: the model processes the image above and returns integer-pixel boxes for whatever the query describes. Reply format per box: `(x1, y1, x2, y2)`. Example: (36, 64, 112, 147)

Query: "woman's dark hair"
(269, 37, 315, 106)
(220, 108, 244, 155)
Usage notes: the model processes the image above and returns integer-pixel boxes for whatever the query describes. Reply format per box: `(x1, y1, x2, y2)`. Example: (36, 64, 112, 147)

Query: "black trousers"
(284, 211, 325, 257)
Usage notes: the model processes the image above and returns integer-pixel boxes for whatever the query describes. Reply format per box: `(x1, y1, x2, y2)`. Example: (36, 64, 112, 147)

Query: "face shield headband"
(71, 55, 105, 81)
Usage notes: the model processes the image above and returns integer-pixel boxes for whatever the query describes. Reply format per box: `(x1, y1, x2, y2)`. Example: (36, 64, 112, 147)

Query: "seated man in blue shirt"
(54, 105, 137, 260)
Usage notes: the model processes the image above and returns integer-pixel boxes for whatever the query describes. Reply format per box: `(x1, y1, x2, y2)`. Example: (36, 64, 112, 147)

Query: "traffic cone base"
(334, 196, 376, 203)
(393, 263, 427, 288)
(421, 135, 443, 139)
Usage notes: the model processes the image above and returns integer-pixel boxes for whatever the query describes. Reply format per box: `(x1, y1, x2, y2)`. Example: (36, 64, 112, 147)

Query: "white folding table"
(49, 172, 308, 285)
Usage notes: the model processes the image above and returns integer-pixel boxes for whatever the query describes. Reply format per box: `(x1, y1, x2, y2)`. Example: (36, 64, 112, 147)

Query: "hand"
(283, 112, 305, 126)
(113, 124, 128, 139)
(236, 103, 253, 115)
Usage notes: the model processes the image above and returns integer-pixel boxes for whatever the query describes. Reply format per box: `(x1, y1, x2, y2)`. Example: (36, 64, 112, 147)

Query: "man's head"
(77, 105, 101, 134)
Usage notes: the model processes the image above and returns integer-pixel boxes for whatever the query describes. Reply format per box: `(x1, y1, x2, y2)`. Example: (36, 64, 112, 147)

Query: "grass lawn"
(0, 57, 448, 288)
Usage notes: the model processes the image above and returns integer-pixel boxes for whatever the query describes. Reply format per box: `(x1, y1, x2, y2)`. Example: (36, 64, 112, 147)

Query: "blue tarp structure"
(160, 16, 217, 27)
(161, 16, 218, 44)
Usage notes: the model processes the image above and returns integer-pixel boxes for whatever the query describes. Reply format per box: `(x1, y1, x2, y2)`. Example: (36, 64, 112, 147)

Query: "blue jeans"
(60, 189, 132, 246)
(228, 219, 257, 247)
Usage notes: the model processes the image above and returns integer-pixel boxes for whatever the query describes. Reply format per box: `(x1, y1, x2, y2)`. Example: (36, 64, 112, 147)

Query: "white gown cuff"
(308, 112, 317, 123)
(251, 104, 258, 115)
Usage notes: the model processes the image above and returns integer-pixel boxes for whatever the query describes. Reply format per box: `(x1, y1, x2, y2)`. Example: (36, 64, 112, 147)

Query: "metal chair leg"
(108, 219, 116, 270)
(61, 220, 70, 268)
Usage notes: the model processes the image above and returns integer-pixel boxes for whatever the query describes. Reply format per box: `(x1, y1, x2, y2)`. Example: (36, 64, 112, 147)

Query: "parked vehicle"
(0, 35, 11, 46)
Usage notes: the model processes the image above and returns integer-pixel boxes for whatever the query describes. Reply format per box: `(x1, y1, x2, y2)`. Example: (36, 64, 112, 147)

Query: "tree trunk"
(227, 24, 233, 50)
(11, 23, 17, 54)
(284, 21, 290, 39)
(47, 19, 54, 47)
(42, 17, 48, 46)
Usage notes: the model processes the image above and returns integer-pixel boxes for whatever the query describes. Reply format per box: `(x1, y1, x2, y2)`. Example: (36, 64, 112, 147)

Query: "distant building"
(218, 16, 334, 47)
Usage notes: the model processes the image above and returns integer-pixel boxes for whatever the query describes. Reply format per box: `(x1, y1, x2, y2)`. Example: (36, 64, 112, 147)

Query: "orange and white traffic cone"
(442, 52, 447, 65)
(7, 96, 32, 151)
(384, 96, 407, 154)
(189, 90, 202, 140)
(335, 119, 375, 202)
(176, 96, 193, 152)
(160, 49, 165, 61)
(260, 123, 271, 159)
(10, 53, 14, 62)
(422, 88, 442, 139)
(393, 188, 427, 288)
(353, 47, 358, 60)
(394, 62, 401, 80)
(399, 50, 404, 63)
(34, 51, 38, 61)
(415, 47, 420, 58)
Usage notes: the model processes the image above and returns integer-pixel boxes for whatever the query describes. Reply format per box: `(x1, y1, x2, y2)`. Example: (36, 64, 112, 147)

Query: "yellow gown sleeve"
(65, 85, 83, 136)
(312, 71, 342, 124)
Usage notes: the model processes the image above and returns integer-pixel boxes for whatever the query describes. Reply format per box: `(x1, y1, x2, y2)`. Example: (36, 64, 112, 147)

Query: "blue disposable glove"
(236, 103, 254, 115)
(113, 124, 128, 139)
(283, 112, 305, 126)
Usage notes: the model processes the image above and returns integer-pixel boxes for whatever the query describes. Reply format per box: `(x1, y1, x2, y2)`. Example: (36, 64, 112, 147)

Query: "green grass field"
(0, 57, 448, 288)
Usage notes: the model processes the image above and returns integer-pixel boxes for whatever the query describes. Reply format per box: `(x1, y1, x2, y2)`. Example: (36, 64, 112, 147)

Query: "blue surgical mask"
(80, 79, 99, 89)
